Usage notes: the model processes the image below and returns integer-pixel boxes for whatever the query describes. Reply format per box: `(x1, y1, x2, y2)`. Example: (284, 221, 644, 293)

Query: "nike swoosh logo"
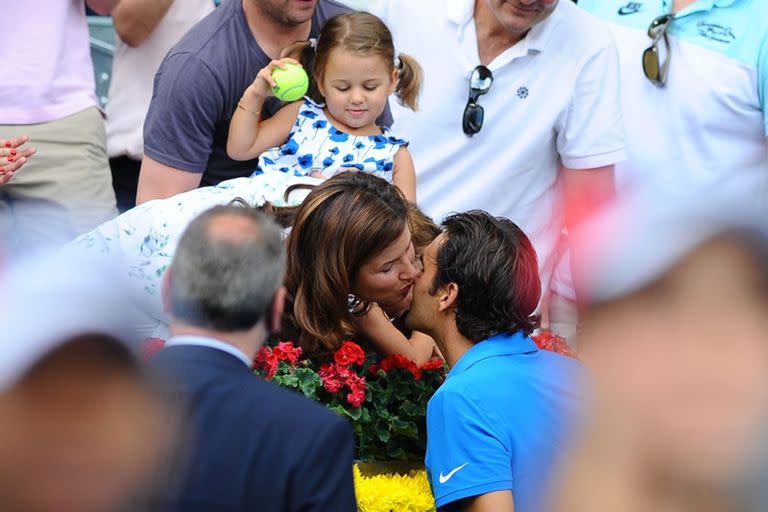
(618, 6, 640, 15)
(439, 463, 468, 484)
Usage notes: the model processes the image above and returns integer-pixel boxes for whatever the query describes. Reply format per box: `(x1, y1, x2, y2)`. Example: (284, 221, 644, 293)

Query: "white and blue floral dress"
(256, 98, 408, 181)
(69, 173, 321, 339)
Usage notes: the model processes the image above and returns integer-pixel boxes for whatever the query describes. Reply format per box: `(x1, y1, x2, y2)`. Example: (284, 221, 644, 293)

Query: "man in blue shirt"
(405, 211, 584, 512)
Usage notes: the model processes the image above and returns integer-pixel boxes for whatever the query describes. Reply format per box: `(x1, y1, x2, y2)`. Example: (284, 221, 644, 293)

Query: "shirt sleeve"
(143, 53, 225, 173)
(426, 388, 513, 510)
(556, 41, 626, 169)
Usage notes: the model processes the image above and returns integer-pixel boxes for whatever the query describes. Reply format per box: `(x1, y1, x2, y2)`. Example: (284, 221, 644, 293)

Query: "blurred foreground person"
(0, 250, 177, 512)
(552, 195, 768, 512)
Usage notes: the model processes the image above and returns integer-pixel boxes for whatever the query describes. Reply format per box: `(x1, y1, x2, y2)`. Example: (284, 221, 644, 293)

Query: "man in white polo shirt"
(577, 0, 767, 201)
(368, 0, 625, 324)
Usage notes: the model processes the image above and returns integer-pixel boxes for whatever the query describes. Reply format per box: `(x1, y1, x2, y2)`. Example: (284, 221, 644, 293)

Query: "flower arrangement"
(353, 464, 435, 512)
(253, 340, 447, 462)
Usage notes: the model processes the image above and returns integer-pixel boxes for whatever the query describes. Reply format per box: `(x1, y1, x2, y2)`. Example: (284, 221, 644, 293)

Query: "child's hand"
(250, 58, 302, 98)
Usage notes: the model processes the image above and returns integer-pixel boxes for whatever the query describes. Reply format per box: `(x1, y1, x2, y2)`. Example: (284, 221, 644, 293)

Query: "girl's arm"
(353, 303, 437, 366)
(227, 59, 303, 161)
(392, 146, 417, 202)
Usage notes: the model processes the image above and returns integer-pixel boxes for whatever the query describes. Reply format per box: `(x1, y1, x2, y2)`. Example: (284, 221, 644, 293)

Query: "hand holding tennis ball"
(253, 58, 309, 102)
(271, 63, 309, 102)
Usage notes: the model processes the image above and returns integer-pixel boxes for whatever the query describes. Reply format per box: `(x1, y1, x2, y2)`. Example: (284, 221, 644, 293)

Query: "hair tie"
(394, 54, 404, 70)
(309, 37, 319, 49)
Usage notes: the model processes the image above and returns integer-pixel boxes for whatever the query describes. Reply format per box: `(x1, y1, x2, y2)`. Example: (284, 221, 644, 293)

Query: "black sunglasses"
(463, 65, 493, 136)
(642, 14, 673, 87)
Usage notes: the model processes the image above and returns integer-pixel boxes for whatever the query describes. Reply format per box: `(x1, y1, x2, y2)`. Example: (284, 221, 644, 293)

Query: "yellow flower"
(354, 464, 436, 512)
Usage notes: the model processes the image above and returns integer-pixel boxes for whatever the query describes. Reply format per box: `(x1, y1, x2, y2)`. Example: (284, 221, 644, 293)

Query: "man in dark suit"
(152, 205, 357, 512)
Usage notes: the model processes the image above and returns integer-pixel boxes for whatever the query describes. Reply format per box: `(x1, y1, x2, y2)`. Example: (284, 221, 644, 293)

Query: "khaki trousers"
(0, 107, 117, 252)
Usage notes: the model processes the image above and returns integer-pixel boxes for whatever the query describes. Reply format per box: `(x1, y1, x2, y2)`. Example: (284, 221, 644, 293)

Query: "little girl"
(227, 12, 421, 202)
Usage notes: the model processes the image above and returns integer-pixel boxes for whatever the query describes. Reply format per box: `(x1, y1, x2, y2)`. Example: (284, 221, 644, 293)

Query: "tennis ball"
(271, 63, 309, 102)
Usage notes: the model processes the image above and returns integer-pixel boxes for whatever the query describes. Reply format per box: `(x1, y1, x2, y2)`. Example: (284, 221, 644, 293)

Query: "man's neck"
(673, 0, 698, 13)
(242, 0, 314, 60)
(474, 2, 526, 66)
(430, 324, 476, 368)
(169, 323, 265, 361)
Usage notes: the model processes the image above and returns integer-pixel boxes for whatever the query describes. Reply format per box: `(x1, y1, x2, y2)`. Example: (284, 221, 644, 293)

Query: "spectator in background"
(0, 248, 177, 512)
(136, 0, 372, 204)
(577, 0, 767, 203)
(0, 1, 118, 251)
(107, 0, 217, 212)
(151, 205, 357, 511)
(368, 0, 625, 339)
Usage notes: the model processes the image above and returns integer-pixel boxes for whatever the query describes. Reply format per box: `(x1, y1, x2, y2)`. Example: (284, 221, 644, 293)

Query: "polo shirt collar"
(447, 331, 538, 379)
(664, 0, 741, 18)
(446, 0, 558, 56)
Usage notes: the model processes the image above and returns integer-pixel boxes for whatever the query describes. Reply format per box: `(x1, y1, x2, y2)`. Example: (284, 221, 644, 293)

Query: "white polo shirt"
(368, 0, 625, 288)
(106, 0, 216, 160)
(578, 0, 768, 201)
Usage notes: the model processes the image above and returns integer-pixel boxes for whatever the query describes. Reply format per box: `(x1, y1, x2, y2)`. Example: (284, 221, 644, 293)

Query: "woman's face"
(353, 227, 419, 318)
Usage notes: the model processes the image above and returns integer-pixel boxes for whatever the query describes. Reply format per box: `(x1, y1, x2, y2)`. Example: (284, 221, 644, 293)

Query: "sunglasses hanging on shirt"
(463, 65, 493, 136)
(642, 13, 673, 87)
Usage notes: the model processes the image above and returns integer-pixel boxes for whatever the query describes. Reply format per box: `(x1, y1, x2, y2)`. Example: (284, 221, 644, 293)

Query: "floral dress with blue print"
(255, 98, 408, 182)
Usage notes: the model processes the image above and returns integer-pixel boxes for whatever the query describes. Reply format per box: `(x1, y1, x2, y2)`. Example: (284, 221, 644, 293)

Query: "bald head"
(168, 206, 285, 332)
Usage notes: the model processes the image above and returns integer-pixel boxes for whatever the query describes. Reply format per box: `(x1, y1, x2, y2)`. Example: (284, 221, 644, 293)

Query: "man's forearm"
(111, 0, 175, 47)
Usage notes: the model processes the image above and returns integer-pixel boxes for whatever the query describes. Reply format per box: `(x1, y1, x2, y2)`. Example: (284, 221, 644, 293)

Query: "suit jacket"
(151, 344, 357, 512)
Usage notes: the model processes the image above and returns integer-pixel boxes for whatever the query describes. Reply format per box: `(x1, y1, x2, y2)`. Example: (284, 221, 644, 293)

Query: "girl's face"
(317, 48, 398, 131)
(352, 227, 419, 318)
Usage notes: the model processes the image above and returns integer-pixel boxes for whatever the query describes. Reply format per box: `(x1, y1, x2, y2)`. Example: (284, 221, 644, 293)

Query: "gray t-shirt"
(144, 0, 391, 187)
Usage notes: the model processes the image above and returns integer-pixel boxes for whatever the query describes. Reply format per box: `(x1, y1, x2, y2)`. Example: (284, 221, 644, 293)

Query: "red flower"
(532, 331, 576, 358)
(334, 341, 366, 367)
(379, 354, 421, 380)
(421, 358, 445, 371)
(319, 363, 344, 393)
(254, 347, 279, 379)
(368, 363, 381, 375)
(273, 341, 303, 365)
(345, 373, 367, 407)
(140, 338, 166, 361)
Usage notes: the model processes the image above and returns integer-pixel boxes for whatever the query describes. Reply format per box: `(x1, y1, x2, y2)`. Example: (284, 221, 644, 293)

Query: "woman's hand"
(247, 58, 302, 99)
(0, 135, 36, 186)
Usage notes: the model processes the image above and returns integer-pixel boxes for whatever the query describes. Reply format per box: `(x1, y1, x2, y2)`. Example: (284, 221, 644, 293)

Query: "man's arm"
(136, 156, 202, 204)
(85, 0, 121, 15)
(111, 0, 174, 48)
(462, 490, 515, 512)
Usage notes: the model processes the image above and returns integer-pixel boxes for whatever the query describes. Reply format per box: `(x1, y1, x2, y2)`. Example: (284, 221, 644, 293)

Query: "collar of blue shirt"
(166, 335, 252, 367)
(447, 331, 539, 380)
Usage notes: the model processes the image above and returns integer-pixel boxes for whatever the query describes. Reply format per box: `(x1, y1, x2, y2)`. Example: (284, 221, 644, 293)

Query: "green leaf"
(294, 368, 322, 398)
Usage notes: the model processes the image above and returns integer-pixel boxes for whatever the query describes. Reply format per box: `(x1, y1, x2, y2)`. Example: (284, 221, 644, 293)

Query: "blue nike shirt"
(425, 332, 585, 511)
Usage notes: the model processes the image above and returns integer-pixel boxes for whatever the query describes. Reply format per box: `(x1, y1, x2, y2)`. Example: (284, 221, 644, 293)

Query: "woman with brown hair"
(282, 171, 437, 363)
(71, 171, 439, 364)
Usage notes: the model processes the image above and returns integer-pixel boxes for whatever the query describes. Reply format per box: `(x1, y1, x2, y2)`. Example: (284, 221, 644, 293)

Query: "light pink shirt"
(0, 0, 97, 125)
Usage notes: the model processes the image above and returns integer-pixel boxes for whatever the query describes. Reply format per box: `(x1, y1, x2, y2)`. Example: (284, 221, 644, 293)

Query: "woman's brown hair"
(282, 12, 423, 111)
(283, 171, 410, 354)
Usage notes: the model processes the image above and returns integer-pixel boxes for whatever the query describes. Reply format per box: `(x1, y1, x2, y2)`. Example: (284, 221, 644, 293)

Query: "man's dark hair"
(169, 206, 285, 332)
(431, 210, 541, 341)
